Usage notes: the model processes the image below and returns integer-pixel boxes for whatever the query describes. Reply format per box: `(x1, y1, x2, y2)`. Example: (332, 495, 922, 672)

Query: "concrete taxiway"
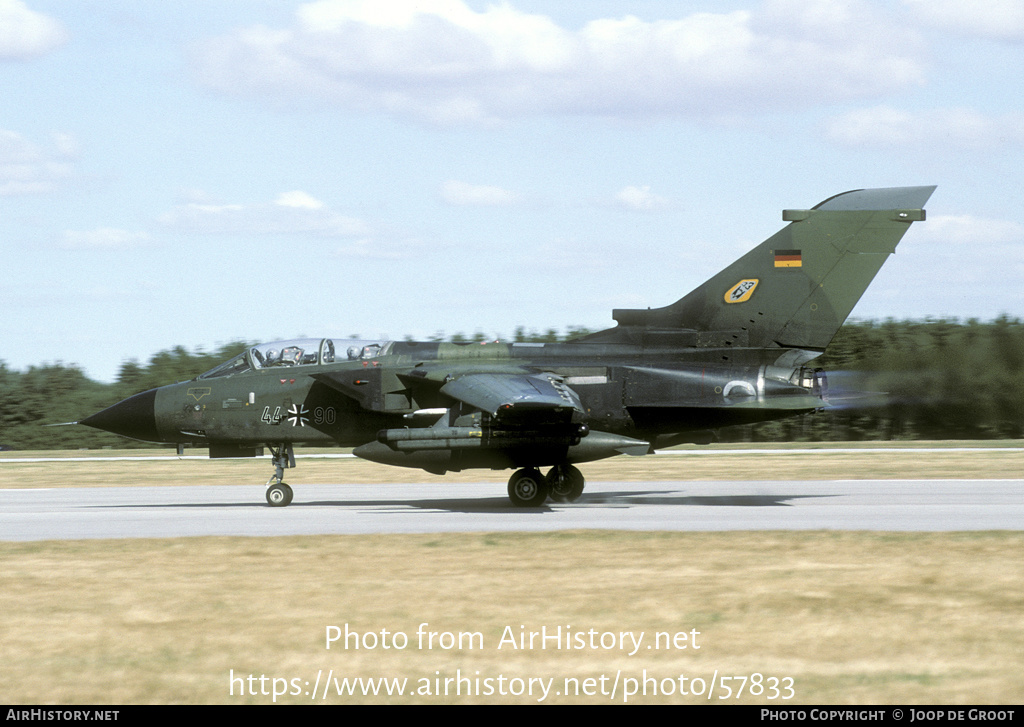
(2, 479, 1021, 541)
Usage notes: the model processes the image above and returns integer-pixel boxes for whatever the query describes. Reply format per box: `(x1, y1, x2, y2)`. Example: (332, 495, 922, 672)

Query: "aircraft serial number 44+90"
(82, 186, 935, 507)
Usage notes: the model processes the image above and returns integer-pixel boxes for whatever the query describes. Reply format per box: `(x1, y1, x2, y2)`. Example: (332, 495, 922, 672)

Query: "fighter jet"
(82, 186, 934, 507)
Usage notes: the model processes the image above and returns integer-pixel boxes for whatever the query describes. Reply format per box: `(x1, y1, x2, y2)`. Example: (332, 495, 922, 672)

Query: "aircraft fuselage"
(85, 337, 823, 474)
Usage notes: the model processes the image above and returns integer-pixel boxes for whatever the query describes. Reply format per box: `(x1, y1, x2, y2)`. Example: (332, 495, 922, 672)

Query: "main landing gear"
(507, 464, 585, 507)
(266, 443, 295, 507)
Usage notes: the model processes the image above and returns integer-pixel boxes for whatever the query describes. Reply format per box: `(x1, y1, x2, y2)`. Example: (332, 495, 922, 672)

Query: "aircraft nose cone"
(81, 388, 161, 442)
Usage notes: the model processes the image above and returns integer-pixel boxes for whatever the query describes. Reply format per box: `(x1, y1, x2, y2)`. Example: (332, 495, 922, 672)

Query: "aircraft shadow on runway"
(96, 490, 831, 515)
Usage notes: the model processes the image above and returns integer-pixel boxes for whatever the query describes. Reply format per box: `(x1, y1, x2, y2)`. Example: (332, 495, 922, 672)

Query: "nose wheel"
(266, 482, 293, 507)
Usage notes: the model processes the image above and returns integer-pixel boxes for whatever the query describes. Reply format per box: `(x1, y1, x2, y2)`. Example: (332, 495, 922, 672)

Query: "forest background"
(3, 317, 1023, 450)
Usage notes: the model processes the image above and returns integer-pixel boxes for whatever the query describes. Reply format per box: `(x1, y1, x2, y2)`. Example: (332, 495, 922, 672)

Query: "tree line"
(2, 318, 1022, 450)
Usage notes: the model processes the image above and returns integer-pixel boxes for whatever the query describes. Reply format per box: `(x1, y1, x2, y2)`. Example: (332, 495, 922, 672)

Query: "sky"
(3, 0, 1023, 383)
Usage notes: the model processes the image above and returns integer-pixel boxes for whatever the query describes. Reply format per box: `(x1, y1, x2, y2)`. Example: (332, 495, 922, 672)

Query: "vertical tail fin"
(607, 186, 935, 350)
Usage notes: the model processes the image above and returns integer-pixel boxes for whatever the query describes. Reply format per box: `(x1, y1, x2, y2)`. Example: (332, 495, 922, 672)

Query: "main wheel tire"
(267, 482, 293, 507)
(547, 464, 585, 503)
(507, 468, 550, 507)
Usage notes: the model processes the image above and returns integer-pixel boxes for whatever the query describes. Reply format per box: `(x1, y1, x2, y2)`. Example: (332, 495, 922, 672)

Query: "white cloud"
(826, 106, 1024, 149)
(902, 0, 1024, 42)
(159, 192, 369, 236)
(61, 228, 152, 250)
(615, 185, 670, 211)
(275, 189, 325, 210)
(440, 179, 518, 206)
(0, 0, 67, 60)
(0, 128, 74, 195)
(193, 0, 925, 124)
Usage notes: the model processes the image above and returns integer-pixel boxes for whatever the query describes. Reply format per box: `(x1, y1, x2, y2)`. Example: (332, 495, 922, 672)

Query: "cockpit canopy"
(197, 338, 390, 379)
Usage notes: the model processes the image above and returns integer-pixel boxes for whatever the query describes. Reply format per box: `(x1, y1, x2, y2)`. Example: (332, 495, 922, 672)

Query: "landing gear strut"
(266, 443, 295, 507)
(507, 464, 586, 506)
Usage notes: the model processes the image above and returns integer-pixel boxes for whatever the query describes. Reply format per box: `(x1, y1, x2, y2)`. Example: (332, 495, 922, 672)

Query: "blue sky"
(3, 0, 1023, 382)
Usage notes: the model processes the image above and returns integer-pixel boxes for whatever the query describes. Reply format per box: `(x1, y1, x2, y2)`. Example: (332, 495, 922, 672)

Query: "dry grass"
(1, 532, 1021, 704)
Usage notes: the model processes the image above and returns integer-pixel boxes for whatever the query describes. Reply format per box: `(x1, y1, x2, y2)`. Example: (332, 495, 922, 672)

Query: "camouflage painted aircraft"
(82, 186, 935, 507)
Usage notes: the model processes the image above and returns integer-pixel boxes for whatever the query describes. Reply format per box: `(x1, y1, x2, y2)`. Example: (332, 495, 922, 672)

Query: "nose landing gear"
(265, 443, 295, 507)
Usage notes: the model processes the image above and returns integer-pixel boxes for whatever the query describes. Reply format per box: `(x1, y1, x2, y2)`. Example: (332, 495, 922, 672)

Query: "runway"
(2, 479, 1021, 541)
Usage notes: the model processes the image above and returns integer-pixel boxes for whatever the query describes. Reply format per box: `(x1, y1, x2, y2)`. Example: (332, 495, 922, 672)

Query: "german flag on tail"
(774, 249, 802, 268)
